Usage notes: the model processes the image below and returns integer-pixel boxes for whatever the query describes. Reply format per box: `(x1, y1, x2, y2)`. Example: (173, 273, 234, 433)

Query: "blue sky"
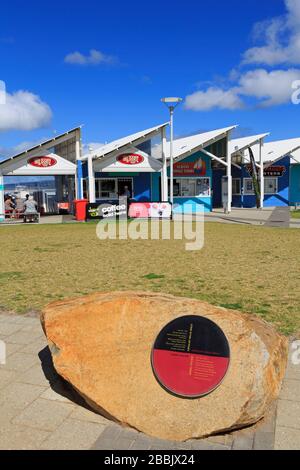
(1, 0, 300, 156)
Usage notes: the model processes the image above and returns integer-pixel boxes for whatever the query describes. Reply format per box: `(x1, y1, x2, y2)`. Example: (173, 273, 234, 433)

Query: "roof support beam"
(200, 148, 228, 167)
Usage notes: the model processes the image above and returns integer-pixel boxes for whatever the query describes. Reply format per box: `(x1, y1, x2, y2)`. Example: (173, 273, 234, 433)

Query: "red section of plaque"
(28, 156, 57, 168)
(117, 153, 144, 165)
(152, 350, 229, 398)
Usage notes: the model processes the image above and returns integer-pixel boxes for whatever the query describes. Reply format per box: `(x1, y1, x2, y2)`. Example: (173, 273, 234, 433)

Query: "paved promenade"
(0, 313, 299, 450)
(205, 207, 300, 228)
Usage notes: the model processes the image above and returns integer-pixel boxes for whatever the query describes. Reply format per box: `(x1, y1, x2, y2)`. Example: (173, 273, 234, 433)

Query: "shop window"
(95, 179, 118, 199)
(264, 178, 277, 194)
(243, 178, 278, 195)
(244, 179, 254, 195)
(196, 178, 210, 196)
(232, 178, 241, 195)
(180, 179, 196, 197)
(169, 178, 211, 197)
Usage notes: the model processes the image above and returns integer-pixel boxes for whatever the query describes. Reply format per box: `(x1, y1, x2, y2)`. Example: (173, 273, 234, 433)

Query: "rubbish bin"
(74, 199, 89, 222)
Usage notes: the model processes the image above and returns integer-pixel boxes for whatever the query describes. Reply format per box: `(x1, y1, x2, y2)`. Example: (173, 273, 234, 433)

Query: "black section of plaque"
(153, 315, 230, 358)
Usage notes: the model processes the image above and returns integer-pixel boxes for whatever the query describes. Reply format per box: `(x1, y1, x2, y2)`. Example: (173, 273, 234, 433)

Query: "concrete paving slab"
(253, 431, 274, 450)
(0, 381, 45, 407)
(275, 426, 300, 450)
(5, 330, 43, 345)
(12, 398, 74, 431)
(0, 322, 23, 336)
(0, 423, 50, 450)
(40, 418, 106, 450)
(0, 351, 39, 372)
(20, 338, 47, 354)
(3, 342, 24, 357)
(279, 379, 300, 402)
(0, 369, 17, 390)
(69, 406, 111, 426)
(232, 434, 254, 450)
(265, 207, 290, 228)
(17, 363, 50, 387)
(276, 399, 300, 430)
(40, 385, 74, 404)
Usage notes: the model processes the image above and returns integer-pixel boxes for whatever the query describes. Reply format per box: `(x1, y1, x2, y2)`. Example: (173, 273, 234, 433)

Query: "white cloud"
(185, 1, 300, 111)
(185, 87, 243, 111)
(82, 142, 104, 155)
(64, 49, 116, 66)
(243, 0, 300, 65)
(0, 90, 52, 131)
(238, 68, 300, 106)
(185, 68, 300, 110)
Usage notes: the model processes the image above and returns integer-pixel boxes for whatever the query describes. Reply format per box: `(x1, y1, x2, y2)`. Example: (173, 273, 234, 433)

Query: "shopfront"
(0, 128, 80, 222)
(151, 126, 235, 213)
(152, 151, 212, 212)
(210, 134, 300, 210)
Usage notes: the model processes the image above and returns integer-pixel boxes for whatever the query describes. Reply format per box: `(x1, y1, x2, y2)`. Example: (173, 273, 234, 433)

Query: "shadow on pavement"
(38, 346, 117, 422)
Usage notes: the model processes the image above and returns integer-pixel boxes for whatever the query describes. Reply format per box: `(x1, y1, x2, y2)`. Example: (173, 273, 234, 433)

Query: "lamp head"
(161, 97, 183, 104)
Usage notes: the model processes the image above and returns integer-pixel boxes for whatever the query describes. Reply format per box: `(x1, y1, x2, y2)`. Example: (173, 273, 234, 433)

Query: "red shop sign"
(117, 154, 144, 165)
(28, 156, 57, 168)
(174, 158, 206, 176)
(246, 164, 286, 177)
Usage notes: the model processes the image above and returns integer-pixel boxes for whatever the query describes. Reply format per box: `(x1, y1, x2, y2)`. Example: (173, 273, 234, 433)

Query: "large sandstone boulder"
(41, 291, 288, 441)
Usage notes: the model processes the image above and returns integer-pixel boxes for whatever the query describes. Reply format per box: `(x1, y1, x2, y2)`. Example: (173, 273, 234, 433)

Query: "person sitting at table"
(4, 195, 15, 218)
(23, 194, 38, 221)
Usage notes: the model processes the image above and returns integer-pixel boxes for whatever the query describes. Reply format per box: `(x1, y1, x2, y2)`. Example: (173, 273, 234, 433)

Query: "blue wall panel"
(212, 157, 290, 208)
(132, 173, 151, 202)
(241, 156, 290, 208)
(290, 164, 300, 205)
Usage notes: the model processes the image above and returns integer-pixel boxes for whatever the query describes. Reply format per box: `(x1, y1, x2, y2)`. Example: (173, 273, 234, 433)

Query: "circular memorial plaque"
(151, 316, 230, 398)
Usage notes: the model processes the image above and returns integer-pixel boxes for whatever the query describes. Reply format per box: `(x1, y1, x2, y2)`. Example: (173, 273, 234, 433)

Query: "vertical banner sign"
(248, 147, 261, 209)
(151, 316, 230, 398)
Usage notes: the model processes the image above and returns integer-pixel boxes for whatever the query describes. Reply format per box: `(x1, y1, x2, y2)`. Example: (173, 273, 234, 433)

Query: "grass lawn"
(1, 222, 299, 335)
(291, 210, 300, 219)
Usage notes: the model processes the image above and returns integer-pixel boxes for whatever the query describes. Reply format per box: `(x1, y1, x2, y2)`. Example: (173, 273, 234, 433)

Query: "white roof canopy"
(229, 133, 269, 156)
(82, 123, 168, 161)
(262, 138, 300, 166)
(0, 128, 81, 176)
(0, 127, 81, 168)
(165, 126, 237, 162)
(290, 148, 300, 164)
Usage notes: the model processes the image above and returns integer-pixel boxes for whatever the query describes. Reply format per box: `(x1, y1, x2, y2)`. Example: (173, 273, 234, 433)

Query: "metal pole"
(226, 131, 232, 213)
(170, 107, 174, 207)
(88, 151, 96, 203)
(0, 173, 4, 222)
(161, 127, 168, 201)
(259, 139, 264, 209)
(75, 129, 83, 199)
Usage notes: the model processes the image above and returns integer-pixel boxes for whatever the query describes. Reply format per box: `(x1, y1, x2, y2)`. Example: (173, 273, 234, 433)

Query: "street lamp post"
(161, 97, 182, 212)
